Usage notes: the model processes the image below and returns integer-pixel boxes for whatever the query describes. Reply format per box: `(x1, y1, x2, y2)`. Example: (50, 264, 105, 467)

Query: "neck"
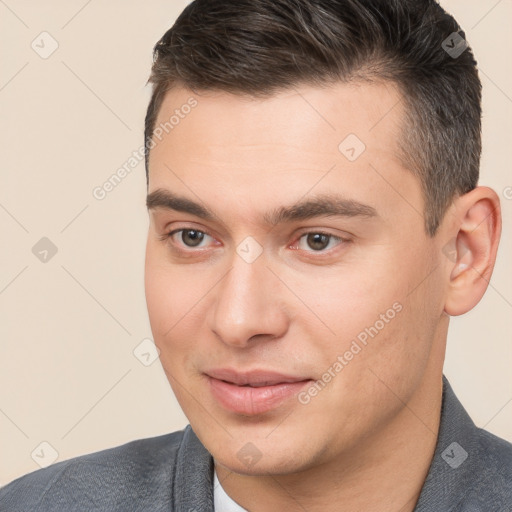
(215, 368, 444, 512)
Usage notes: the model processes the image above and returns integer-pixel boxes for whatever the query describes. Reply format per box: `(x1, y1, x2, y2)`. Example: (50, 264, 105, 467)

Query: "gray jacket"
(1, 376, 511, 511)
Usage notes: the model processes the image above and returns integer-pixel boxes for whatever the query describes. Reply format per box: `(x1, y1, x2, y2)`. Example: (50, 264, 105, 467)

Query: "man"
(1, 0, 511, 510)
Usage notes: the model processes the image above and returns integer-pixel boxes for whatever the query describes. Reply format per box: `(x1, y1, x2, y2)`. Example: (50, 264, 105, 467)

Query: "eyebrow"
(146, 188, 378, 225)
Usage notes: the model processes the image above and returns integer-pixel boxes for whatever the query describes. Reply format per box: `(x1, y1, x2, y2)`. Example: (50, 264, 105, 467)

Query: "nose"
(207, 252, 289, 348)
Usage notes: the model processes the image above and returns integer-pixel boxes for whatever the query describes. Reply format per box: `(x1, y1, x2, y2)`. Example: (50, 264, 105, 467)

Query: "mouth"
(235, 381, 289, 387)
(205, 368, 313, 415)
(205, 368, 310, 386)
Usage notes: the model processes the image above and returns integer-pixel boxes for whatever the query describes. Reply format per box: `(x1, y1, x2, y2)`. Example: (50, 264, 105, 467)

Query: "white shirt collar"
(213, 468, 248, 512)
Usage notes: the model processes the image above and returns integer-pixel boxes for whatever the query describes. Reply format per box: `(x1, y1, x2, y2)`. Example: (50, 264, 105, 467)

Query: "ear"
(443, 187, 502, 316)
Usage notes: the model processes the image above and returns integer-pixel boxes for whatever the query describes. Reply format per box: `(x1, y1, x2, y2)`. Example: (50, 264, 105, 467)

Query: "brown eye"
(180, 229, 206, 247)
(305, 233, 331, 251)
(296, 232, 343, 252)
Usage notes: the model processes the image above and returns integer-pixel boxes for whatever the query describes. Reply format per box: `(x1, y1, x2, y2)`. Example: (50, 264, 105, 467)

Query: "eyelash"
(158, 227, 349, 257)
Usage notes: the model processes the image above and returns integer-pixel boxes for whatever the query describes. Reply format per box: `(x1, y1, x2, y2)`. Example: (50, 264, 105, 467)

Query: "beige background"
(0, 0, 511, 486)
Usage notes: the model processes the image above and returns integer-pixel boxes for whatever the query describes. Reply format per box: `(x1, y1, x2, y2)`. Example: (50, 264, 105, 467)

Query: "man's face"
(144, 82, 449, 474)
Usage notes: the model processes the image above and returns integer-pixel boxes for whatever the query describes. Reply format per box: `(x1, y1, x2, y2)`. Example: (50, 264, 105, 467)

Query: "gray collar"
(414, 375, 480, 511)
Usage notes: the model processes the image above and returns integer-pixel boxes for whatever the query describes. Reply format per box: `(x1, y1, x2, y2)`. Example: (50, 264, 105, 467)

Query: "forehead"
(151, 80, 405, 157)
(148, 81, 423, 230)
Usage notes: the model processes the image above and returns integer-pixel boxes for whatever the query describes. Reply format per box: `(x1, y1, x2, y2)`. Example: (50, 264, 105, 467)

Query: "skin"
(144, 81, 501, 511)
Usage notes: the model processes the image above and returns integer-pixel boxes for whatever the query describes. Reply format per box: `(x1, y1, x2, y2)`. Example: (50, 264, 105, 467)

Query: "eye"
(159, 227, 348, 256)
(164, 228, 215, 249)
(294, 232, 345, 252)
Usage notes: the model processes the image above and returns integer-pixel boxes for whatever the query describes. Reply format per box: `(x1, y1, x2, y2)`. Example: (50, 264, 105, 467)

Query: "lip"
(206, 367, 310, 386)
(205, 368, 313, 415)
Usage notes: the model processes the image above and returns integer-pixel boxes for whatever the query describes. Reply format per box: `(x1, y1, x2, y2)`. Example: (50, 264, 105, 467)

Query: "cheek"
(287, 259, 404, 345)
(144, 262, 192, 396)
(290, 252, 432, 385)
(145, 244, 211, 371)
(144, 261, 174, 338)
(145, 243, 197, 336)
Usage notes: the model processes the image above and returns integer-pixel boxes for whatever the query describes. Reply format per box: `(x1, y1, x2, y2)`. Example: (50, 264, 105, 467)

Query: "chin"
(197, 423, 321, 477)
(214, 450, 309, 477)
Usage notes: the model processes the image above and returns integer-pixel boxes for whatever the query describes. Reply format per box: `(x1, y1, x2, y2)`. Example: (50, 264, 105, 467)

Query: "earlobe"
(444, 187, 502, 316)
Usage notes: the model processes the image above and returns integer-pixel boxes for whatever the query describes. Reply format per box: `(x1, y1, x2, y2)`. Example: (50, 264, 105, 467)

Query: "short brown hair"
(144, 0, 482, 236)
